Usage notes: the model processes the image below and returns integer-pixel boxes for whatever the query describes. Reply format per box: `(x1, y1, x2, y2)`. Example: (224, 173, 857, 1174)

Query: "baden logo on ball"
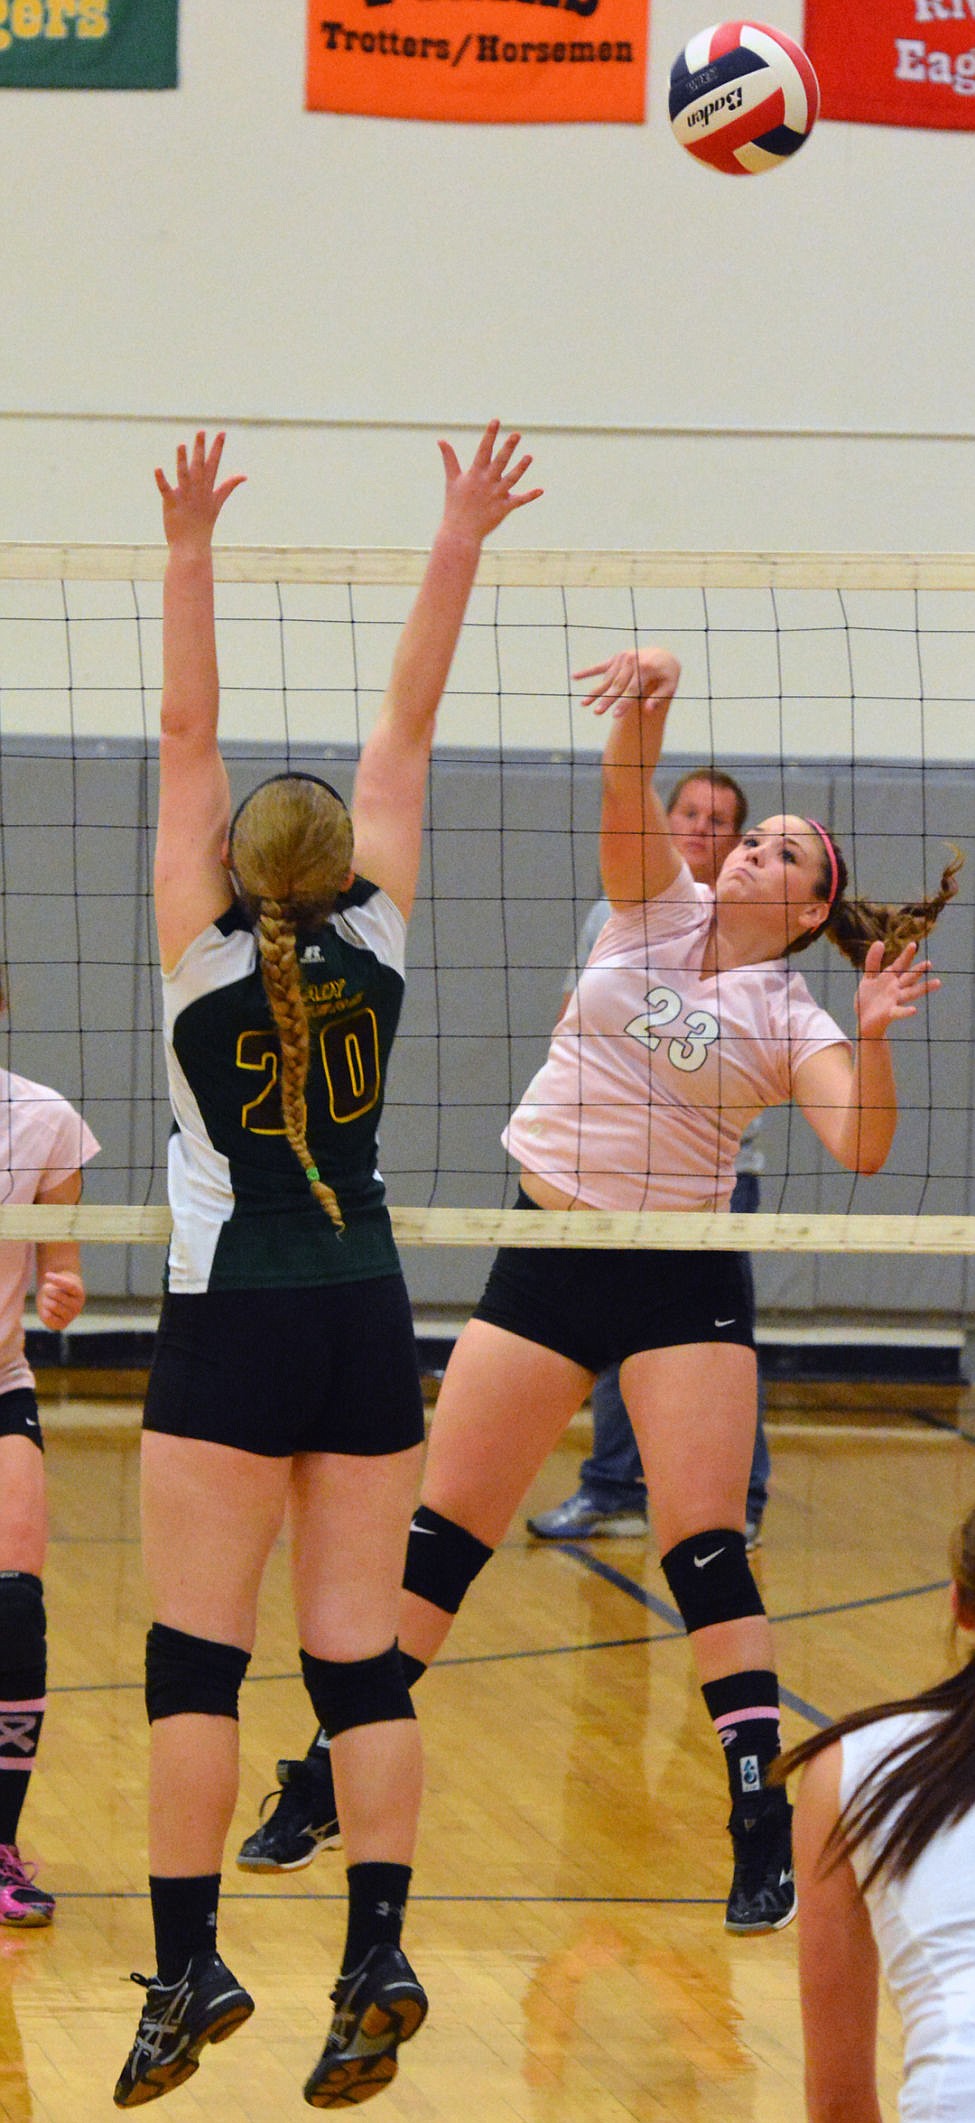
(669, 20, 820, 175)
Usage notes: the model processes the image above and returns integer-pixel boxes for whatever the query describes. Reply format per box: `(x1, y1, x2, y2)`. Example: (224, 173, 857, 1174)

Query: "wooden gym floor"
(3, 1381, 974, 2121)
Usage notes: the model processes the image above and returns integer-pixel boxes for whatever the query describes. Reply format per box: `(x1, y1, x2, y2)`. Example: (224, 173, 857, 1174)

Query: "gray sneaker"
(526, 1489, 648, 1540)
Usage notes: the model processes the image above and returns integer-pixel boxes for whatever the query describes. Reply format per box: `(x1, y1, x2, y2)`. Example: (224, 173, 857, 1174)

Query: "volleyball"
(669, 21, 819, 175)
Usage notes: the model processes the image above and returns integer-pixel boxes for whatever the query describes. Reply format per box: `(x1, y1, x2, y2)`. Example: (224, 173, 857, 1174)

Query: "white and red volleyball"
(669, 21, 819, 175)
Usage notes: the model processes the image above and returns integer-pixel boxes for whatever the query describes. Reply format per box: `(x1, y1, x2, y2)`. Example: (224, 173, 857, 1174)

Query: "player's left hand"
(855, 939, 939, 1039)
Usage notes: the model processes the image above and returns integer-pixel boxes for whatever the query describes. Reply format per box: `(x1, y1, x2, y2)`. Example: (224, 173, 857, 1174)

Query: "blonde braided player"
(124, 421, 545, 2114)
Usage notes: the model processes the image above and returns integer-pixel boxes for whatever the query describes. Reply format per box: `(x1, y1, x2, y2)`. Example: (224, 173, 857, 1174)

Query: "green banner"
(0, 0, 177, 88)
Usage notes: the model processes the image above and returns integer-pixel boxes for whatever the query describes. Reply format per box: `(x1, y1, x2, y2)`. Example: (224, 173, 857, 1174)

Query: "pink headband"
(805, 819, 840, 908)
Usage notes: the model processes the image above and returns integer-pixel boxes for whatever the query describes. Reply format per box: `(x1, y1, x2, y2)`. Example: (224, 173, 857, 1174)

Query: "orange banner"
(804, 1, 975, 128)
(306, 0, 647, 121)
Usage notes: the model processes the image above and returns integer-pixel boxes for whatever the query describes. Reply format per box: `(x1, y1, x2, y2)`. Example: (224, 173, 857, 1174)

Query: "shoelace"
(125, 1970, 190, 2064)
(0, 1845, 39, 1889)
(257, 1782, 325, 1836)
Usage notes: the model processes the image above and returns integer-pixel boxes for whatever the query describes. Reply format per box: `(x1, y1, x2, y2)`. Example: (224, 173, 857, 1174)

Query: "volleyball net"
(0, 541, 972, 1311)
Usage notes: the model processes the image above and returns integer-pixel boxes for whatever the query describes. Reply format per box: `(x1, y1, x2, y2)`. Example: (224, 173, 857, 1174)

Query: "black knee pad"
(661, 1530, 765, 1636)
(402, 1505, 493, 1616)
(0, 1570, 46, 1689)
(300, 1643, 416, 1740)
(144, 1622, 250, 1724)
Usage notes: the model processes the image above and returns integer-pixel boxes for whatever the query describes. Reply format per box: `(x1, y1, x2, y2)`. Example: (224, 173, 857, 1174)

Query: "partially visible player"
(0, 979, 98, 1925)
(774, 1501, 975, 2122)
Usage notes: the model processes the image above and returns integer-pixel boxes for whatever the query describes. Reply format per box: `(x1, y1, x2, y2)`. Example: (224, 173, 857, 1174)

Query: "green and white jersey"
(162, 878, 405, 1292)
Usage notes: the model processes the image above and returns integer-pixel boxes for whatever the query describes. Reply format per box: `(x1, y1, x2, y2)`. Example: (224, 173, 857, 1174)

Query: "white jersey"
(504, 867, 847, 1211)
(841, 1713, 975, 2122)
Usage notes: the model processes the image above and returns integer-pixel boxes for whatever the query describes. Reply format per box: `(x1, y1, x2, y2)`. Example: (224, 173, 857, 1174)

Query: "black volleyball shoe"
(303, 1944, 428, 2108)
(237, 1755, 341, 1873)
(113, 1950, 255, 2106)
(725, 1792, 797, 1934)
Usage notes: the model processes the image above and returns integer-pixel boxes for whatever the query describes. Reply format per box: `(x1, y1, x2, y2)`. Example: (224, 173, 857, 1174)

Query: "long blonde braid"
(255, 899, 344, 1233)
(230, 774, 355, 1234)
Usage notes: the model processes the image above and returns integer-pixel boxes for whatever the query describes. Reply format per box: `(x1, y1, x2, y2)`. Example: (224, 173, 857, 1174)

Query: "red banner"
(306, 0, 648, 121)
(804, 1, 975, 128)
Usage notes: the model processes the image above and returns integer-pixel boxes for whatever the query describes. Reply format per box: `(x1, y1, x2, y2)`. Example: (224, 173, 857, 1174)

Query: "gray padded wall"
(0, 742, 971, 1325)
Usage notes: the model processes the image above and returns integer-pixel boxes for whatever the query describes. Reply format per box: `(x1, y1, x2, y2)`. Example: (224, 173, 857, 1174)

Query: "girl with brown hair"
(774, 1503, 975, 2122)
(114, 424, 540, 2111)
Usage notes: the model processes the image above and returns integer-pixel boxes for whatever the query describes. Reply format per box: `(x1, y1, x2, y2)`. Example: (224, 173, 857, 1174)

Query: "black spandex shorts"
(473, 1191, 755, 1374)
(143, 1275, 425, 1458)
(0, 1387, 43, 1452)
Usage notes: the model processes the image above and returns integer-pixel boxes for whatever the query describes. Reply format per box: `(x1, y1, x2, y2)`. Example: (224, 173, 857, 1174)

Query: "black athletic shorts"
(0, 1387, 43, 1452)
(473, 1191, 754, 1374)
(143, 1274, 425, 1458)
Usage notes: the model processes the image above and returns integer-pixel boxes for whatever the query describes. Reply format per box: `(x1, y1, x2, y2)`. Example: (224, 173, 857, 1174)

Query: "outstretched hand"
(438, 420, 543, 543)
(855, 938, 940, 1039)
(155, 430, 246, 550)
(575, 647, 682, 717)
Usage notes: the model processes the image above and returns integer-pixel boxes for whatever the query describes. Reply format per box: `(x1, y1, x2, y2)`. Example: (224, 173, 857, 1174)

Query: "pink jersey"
(503, 867, 848, 1211)
(0, 1069, 99, 1396)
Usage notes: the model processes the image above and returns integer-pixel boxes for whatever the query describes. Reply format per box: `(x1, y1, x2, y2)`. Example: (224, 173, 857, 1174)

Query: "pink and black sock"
(701, 1669, 784, 1811)
(0, 1572, 47, 1847)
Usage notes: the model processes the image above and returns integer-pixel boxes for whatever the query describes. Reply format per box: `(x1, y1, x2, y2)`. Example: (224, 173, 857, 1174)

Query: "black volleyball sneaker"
(303, 1944, 428, 2108)
(237, 1755, 341, 1873)
(113, 1951, 255, 2106)
(725, 1791, 797, 1934)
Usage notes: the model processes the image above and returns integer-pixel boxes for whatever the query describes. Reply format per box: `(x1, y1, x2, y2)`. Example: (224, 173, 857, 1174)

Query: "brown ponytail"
(787, 839, 963, 969)
(770, 1501, 975, 1888)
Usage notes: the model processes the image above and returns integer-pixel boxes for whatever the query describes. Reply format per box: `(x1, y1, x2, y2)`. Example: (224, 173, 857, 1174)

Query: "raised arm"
(793, 939, 939, 1173)
(350, 422, 542, 919)
(578, 649, 682, 908)
(153, 431, 247, 972)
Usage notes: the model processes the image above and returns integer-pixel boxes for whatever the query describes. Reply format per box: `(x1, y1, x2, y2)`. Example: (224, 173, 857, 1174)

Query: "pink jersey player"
(0, 1051, 98, 1928)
